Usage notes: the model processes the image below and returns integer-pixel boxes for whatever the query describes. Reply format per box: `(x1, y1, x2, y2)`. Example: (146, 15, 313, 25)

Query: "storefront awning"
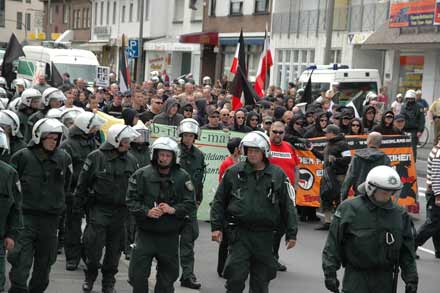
(79, 40, 109, 52)
(179, 32, 219, 46)
(219, 36, 265, 46)
(144, 37, 200, 52)
(362, 23, 440, 50)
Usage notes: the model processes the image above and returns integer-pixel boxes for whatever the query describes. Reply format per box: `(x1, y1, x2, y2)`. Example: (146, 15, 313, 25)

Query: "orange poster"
(389, 0, 436, 28)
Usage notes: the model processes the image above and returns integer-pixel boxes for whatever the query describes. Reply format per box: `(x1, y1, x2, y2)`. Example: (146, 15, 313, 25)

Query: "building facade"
(89, 0, 202, 83)
(201, 0, 271, 82)
(0, 0, 44, 47)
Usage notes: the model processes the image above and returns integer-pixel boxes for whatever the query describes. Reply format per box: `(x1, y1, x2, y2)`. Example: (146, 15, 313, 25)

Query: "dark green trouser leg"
(101, 219, 124, 288)
(82, 223, 105, 283)
(8, 215, 58, 293)
(124, 214, 136, 256)
(342, 268, 393, 293)
(224, 230, 276, 293)
(129, 231, 179, 293)
(179, 217, 199, 281)
(64, 198, 83, 266)
(0, 245, 5, 291)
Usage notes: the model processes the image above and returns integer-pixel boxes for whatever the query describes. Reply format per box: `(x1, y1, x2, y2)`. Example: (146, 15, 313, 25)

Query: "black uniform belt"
(345, 265, 393, 273)
(237, 223, 274, 232)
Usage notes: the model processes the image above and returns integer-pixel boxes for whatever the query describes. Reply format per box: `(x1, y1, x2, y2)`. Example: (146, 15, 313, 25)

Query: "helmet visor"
(49, 91, 67, 102)
(133, 128, 149, 144)
(88, 114, 107, 131)
(116, 126, 140, 144)
(0, 130, 10, 151)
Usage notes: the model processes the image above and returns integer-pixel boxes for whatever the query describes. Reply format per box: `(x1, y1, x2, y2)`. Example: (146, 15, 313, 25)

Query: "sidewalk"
(5, 253, 199, 293)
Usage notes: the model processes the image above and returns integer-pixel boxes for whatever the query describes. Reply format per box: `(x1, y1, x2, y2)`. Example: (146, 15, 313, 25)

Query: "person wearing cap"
(202, 108, 223, 130)
(309, 124, 351, 230)
(0, 127, 22, 293)
(211, 131, 297, 293)
(126, 137, 196, 293)
(401, 89, 425, 161)
(392, 93, 404, 115)
(59, 112, 105, 271)
(75, 125, 139, 293)
(262, 116, 273, 135)
(393, 114, 406, 134)
(8, 118, 72, 293)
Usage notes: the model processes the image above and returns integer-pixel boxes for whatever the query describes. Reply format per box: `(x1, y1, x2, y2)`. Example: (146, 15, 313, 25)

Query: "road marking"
(418, 246, 435, 255)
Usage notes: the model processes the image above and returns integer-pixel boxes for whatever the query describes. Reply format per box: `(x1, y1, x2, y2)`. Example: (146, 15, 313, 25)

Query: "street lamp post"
(137, 0, 145, 83)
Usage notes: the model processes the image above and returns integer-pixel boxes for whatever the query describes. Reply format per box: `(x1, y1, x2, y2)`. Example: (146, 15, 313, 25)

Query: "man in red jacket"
(268, 121, 300, 272)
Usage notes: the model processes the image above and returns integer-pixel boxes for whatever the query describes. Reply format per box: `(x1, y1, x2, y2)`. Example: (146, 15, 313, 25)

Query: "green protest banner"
(149, 123, 245, 220)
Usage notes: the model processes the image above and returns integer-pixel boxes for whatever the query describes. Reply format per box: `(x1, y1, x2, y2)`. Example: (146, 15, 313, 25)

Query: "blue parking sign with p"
(128, 39, 139, 58)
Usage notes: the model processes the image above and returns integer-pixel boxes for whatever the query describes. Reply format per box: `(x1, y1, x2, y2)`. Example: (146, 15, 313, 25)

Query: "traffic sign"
(128, 39, 139, 58)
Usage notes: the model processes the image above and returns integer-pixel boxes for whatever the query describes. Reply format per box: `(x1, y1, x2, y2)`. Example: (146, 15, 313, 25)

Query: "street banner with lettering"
(389, 0, 436, 28)
(293, 135, 418, 213)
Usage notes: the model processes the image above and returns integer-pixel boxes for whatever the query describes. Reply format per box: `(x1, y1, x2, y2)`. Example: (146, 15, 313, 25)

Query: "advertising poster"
(389, 0, 436, 28)
(435, 0, 440, 24)
(399, 55, 424, 94)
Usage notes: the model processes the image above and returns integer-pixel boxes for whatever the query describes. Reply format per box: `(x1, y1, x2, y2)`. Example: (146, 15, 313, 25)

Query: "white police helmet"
(0, 87, 7, 99)
(60, 108, 85, 127)
(240, 131, 271, 158)
(150, 137, 180, 164)
(177, 118, 200, 139)
(21, 88, 42, 107)
(151, 76, 160, 83)
(0, 97, 7, 110)
(132, 123, 150, 144)
(106, 124, 140, 148)
(0, 126, 9, 152)
(46, 108, 63, 119)
(202, 76, 211, 84)
(405, 89, 417, 100)
(364, 165, 403, 197)
(31, 118, 67, 145)
(13, 78, 26, 89)
(150, 71, 159, 77)
(8, 97, 21, 112)
(74, 112, 106, 134)
(42, 87, 66, 107)
(0, 110, 20, 136)
(0, 77, 7, 87)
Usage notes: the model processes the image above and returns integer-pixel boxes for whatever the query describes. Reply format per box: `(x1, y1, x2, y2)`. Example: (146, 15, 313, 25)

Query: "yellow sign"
(51, 33, 61, 40)
(28, 32, 36, 40)
(37, 32, 46, 40)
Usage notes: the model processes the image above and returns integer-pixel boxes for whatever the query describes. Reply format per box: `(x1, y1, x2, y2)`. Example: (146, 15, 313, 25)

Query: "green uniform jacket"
(15, 108, 35, 143)
(0, 135, 26, 163)
(179, 144, 206, 204)
(322, 193, 418, 283)
(401, 102, 425, 132)
(210, 161, 298, 240)
(129, 143, 151, 169)
(0, 160, 22, 241)
(75, 142, 139, 208)
(59, 126, 99, 196)
(11, 146, 72, 216)
(126, 164, 196, 234)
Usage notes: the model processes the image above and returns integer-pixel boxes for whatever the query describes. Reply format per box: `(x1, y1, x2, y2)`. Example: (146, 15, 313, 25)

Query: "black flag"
(302, 69, 314, 105)
(1, 33, 25, 87)
(50, 62, 64, 88)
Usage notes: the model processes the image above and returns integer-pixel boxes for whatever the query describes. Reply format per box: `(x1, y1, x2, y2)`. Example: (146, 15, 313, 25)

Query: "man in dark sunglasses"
(140, 96, 164, 123)
(372, 110, 401, 135)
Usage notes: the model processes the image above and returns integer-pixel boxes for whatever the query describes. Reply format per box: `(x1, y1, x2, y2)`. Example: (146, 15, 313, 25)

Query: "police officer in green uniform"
(14, 89, 43, 143)
(322, 165, 418, 293)
(8, 118, 72, 293)
(401, 89, 425, 161)
(59, 112, 106, 271)
(126, 137, 196, 293)
(177, 118, 205, 289)
(0, 127, 22, 293)
(124, 123, 151, 260)
(75, 124, 139, 293)
(211, 131, 298, 293)
(0, 110, 26, 163)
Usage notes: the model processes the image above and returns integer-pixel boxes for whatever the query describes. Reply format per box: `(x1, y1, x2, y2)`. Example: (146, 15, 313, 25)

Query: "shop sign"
(389, 0, 436, 28)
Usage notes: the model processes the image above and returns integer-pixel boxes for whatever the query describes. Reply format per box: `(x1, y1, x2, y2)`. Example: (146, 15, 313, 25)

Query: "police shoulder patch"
(185, 180, 194, 192)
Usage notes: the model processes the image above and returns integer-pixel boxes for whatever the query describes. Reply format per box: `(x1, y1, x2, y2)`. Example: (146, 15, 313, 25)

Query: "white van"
(17, 45, 99, 84)
(297, 66, 382, 105)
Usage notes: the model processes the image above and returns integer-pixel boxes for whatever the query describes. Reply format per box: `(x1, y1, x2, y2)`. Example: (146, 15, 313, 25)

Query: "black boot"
(102, 286, 116, 293)
(66, 261, 78, 271)
(181, 277, 201, 290)
(275, 260, 287, 272)
(82, 280, 94, 292)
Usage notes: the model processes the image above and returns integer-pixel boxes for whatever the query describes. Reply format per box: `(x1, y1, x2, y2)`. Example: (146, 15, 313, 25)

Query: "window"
(94, 2, 98, 26)
(76, 10, 80, 29)
(113, 1, 116, 24)
(276, 49, 315, 90)
(329, 49, 342, 64)
(0, 0, 5, 28)
(129, 3, 133, 22)
(82, 8, 86, 28)
(210, 0, 216, 16)
(254, 0, 268, 13)
(100, 1, 104, 25)
(49, 5, 53, 24)
(173, 0, 184, 22)
(106, 1, 110, 25)
(55, 5, 59, 15)
(121, 5, 125, 23)
(16, 12, 22, 29)
(145, 0, 150, 21)
(25, 13, 30, 30)
(230, 0, 243, 16)
(63, 5, 69, 24)
(191, 0, 202, 21)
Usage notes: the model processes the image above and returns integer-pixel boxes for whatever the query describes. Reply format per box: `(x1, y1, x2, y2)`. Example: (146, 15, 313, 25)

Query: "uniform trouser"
(124, 214, 137, 255)
(415, 201, 440, 253)
(217, 230, 229, 277)
(0, 245, 5, 291)
(272, 222, 286, 261)
(409, 130, 419, 161)
(8, 214, 59, 293)
(224, 229, 277, 293)
(82, 206, 126, 289)
(342, 267, 393, 293)
(57, 212, 66, 251)
(129, 230, 179, 293)
(179, 216, 199, 281)
(64, 197, 83, 266)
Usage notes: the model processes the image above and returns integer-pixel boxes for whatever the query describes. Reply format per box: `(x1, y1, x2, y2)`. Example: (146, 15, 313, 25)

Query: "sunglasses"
(352, 124, 360, 127)
(183, 108, 192, 112)
(209, 115, 220, 118)
(236, 117, 245, 120)
(385, 115, 394, 119)
(320, 119, 328, 122)
(272, 130, 284, 135)
(265, 121, 272, 125)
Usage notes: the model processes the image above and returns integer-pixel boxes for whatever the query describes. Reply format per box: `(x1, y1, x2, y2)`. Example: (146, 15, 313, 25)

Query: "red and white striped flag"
(230, 42, 240, 74)
(254, 30, 273, 98)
